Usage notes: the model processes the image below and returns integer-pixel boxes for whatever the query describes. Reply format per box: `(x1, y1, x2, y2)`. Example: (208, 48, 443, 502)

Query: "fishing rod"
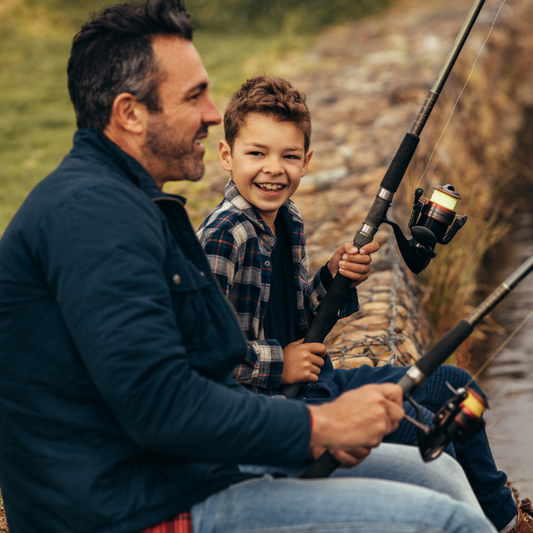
(281, 0, 484, 399)
(301, 254, 533, 478)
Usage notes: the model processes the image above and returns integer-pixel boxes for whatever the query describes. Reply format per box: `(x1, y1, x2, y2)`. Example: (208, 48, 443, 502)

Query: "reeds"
(397, 3, 533, 340)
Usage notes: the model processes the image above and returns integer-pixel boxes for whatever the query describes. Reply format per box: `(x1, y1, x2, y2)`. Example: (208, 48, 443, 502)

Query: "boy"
(197, 75, 524, 532)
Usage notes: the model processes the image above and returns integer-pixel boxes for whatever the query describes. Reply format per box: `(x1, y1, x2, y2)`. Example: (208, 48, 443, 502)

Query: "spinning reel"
(385, 184, 468, 274)
(404, 384, 488, 462)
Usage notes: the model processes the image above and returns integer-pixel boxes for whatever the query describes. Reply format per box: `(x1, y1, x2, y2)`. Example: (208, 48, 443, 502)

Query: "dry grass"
(396, 0, 533, 340)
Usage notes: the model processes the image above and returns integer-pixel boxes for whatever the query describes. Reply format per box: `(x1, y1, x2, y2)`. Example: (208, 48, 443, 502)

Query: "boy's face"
(219, 112, 312, 229)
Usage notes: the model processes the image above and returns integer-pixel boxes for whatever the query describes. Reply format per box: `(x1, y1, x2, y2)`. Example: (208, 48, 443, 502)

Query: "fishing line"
(467, 307, 533, 386)
(417, 0, 508, 189)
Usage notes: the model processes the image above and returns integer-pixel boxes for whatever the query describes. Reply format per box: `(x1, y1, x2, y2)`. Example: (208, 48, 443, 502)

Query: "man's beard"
(145, 116, 205, 182)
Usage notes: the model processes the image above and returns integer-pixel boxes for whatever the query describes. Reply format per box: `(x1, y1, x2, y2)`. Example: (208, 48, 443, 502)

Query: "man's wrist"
(307, 404, 335, 447)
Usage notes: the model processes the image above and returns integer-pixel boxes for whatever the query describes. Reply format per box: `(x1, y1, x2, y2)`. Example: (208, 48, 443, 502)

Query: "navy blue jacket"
(0, 129, 311, 533)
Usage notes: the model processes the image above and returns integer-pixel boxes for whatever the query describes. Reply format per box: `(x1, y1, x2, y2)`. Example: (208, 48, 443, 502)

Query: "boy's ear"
(301, 149, 313, 177)
(219, 140, 233, 172)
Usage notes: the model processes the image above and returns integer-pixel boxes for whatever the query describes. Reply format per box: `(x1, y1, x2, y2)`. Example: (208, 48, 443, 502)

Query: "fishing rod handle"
(300, 450, 340, 479)
(300, 254, 533, 478)
(279, 274, 354, 398)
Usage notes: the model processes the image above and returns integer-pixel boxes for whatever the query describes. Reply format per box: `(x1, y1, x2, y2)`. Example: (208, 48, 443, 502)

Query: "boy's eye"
(284, 154, 300, 160)
(249, 151, 263, 156)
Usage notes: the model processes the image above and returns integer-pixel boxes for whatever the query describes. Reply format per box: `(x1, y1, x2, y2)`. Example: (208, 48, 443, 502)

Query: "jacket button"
(264, 261, 271, 267)
(199, 271, 206, 277)
(172, 274, 181, 285)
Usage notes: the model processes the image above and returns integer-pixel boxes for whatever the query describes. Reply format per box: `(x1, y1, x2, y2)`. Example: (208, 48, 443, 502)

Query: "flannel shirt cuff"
(229, 341, 284, 389)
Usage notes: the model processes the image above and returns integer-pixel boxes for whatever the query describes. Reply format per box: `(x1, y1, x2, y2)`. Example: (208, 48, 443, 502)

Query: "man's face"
(143, 36, 221, 186)
(219, 112, 312, 230)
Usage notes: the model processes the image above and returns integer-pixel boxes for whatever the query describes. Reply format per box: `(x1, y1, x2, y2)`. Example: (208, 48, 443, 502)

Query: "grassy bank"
(0, 0, 391, 234)
(398, 2, 533, 345)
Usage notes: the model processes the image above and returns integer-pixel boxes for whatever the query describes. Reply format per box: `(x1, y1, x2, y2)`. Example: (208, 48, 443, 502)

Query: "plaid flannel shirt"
(197, 180, 359, 396)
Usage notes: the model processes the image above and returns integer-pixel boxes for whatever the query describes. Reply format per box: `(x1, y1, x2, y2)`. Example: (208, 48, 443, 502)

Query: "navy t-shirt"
(263, 210, 302, 348)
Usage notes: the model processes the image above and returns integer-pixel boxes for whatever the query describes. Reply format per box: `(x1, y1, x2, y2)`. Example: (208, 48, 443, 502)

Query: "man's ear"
(109, 93, 149, 135)
(301, 149, 313, 177)
(219, 140, 233, 172)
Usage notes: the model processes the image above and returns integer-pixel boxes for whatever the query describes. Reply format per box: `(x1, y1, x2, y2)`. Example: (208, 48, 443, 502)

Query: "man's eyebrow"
(186, 81, 208, 95)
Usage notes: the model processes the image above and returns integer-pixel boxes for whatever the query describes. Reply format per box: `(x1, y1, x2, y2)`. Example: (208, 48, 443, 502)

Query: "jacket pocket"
(164, 253, 212, 349)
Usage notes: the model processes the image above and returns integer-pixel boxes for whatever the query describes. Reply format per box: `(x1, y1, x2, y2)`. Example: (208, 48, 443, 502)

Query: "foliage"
(188, 0, 392, 35)
(0, 0, 390, 235)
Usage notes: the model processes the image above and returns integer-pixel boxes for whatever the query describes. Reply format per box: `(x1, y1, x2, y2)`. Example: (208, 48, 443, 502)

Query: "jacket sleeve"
(42, 184, 310, 467)
(200, 227, 284, 390)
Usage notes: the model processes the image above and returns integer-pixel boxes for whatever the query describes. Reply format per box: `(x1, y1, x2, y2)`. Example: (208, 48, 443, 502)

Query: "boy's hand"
(327, 242, 380, 288)
(281, 339, 326, 385)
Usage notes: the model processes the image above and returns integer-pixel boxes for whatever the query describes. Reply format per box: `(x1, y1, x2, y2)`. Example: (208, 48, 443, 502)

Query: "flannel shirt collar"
(224, 179, 303, 235)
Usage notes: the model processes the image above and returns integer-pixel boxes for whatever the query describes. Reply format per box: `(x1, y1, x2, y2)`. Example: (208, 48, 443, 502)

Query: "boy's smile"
(219, 112, 312, 232)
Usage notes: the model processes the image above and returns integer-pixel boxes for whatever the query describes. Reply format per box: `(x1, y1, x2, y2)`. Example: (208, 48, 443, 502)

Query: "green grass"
(0, 0, 391, 234)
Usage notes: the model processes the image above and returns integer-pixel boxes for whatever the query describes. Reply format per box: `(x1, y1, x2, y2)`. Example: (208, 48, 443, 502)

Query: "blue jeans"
(192, 443, 496, 533)
(303, 363, 517, 531)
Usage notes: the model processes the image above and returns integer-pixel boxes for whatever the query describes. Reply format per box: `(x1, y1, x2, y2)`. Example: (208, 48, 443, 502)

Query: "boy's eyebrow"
(243, 141, 303, 152)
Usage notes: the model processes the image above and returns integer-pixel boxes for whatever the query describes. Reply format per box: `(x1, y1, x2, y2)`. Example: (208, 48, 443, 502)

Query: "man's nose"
(202, 92, 222, 126)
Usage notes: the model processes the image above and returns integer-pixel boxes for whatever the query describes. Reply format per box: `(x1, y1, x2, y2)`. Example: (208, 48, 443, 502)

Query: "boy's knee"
(433, 364, 473, 388)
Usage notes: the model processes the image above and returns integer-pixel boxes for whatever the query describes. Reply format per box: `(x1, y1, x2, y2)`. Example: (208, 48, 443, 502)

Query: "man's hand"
(309, 445, 372, 468)
(308, 383, 404, 452)
(281, 339, 326, 385)
(327, 242, 380, 288)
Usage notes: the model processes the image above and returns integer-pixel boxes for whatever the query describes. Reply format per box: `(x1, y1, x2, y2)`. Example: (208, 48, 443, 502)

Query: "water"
(477, 209, 533, 499)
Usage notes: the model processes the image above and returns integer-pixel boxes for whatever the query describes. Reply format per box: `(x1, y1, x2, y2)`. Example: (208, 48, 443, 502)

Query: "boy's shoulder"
(197, 180, 305, 245)
(197, 184, 259, 246)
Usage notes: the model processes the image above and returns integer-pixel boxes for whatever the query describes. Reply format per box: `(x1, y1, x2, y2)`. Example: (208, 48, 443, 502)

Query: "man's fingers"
(379, 383, 404, 405)
(329, 446, 372, 468)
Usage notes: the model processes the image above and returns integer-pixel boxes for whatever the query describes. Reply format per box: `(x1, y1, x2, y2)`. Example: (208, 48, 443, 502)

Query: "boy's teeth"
(259, 184, 283, 190)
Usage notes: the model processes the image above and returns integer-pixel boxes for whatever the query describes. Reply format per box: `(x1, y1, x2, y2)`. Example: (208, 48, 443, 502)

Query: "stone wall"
(288, 0, 533, 367)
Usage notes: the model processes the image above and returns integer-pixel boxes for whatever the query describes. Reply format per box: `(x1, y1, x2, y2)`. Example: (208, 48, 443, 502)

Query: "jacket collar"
(73, 128, 186, 204)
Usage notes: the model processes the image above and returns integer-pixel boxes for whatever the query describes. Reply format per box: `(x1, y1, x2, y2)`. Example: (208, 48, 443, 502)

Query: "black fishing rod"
(300, 254, 533, 478)
(281, 0, 484, 399)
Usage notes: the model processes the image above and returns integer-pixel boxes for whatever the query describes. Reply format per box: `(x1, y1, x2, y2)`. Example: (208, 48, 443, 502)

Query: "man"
(0, 1, 497, 532)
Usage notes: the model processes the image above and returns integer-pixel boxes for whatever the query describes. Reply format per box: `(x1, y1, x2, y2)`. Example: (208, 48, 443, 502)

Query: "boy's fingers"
(305, 342, 327, 357)
(310, 354, 326, 367)
(359, 241, 380, 255)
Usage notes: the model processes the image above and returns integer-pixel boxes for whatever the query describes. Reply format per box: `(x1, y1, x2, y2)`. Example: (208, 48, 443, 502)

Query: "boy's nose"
(263, 158, 283, 176)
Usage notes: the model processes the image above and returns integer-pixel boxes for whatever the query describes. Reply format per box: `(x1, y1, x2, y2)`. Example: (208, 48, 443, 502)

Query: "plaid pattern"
(197, 180, 358, 396)
(138, 512, 191, 533)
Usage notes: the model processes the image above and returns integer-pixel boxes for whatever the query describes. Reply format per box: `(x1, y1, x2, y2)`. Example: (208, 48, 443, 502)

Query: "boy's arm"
(302, 263, 359, 323)
(199, 227, 285, 390)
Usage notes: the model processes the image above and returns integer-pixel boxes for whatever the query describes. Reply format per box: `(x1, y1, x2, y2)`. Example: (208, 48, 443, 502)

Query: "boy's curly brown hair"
(224, 75, 312, 152)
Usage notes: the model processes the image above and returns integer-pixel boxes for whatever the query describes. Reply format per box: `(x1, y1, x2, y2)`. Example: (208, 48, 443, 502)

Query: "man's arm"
(44, 184, 309, 466)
